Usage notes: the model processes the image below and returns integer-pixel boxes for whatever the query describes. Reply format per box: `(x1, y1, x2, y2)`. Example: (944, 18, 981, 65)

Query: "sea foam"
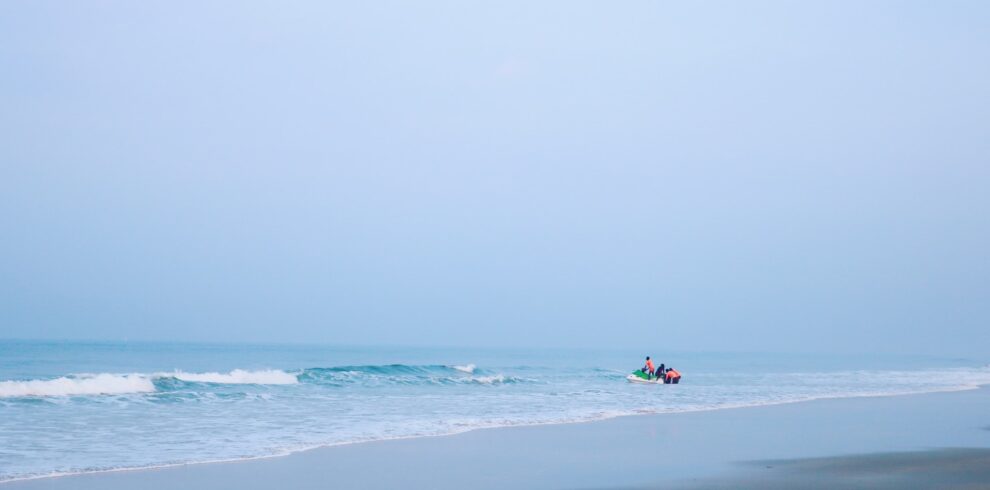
(0, 374, 156, 398)
(0, 369, 301, 397)
(168, 369, 299, 385)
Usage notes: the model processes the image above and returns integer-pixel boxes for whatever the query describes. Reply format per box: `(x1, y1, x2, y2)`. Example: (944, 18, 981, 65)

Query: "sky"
(1, 1, 988, 356)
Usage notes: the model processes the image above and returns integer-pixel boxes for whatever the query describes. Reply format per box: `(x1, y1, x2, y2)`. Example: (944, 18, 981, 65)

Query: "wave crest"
(298, 364, 526, 386)
(166, 369, 298, 385)
(0, 364, 522, 398)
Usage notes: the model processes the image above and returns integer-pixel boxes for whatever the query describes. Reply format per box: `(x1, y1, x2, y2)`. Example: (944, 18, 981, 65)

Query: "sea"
(1, 340, 988, 483)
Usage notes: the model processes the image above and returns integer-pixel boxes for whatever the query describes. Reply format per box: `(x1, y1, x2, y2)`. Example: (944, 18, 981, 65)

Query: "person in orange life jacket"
(665, 368, 681, 384)
(643, 357, 655, 378)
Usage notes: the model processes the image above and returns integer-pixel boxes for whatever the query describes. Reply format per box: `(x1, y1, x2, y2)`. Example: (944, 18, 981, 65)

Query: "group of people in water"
(642, 356, 681, 384)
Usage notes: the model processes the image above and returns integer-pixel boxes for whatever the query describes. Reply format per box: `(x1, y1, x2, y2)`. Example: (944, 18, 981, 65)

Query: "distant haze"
(1, 1, 988, 356)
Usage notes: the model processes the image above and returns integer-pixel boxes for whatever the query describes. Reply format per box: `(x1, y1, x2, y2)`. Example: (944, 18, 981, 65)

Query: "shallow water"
(0, 340, 987, 482)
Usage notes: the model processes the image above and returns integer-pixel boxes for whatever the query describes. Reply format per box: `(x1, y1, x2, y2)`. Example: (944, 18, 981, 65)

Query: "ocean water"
(1, 340, 988, 482)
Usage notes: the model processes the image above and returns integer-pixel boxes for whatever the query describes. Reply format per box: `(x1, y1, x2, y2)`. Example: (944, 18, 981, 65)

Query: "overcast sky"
(1, 1, 988, 356)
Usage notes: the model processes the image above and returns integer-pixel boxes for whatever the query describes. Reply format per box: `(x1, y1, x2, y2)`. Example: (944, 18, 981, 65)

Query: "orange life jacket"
(667, 369, 680, 378)
(646, 360, 654, 371)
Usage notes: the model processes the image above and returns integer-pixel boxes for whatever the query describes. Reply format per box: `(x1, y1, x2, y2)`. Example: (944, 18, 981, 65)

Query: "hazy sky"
(1, 1, 988, 355)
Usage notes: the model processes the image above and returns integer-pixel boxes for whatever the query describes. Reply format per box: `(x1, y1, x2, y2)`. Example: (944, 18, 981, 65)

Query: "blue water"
(1, 340, 987, 482)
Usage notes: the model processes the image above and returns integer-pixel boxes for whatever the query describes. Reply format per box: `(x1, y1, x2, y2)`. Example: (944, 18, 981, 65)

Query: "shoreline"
(1, 383, 984, 485)
(5, 385, 989, 489)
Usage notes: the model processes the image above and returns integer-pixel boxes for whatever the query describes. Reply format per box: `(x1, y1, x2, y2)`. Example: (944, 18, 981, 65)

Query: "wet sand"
(666, 448, 990, 489)
(6, 387, 989, 489)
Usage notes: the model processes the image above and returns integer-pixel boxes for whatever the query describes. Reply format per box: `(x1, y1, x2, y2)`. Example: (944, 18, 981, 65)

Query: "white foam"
(0, 374, 156, 398)
(168, 369, 298, 385)
(453, 364, 476, 373)
(472, 374, 505, 384)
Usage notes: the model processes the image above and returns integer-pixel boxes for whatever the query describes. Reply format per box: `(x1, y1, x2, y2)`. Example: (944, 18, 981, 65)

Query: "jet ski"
(626, 370, 664, 384)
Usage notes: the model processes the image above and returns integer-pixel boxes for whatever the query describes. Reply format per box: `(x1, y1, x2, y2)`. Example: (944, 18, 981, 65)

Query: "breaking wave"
(0, 364, 522, 398)
(297, 364, 526, 385)
(0, 374, 156, 398)
(166, 369, 298, 385)
(0, 369, 299, 398)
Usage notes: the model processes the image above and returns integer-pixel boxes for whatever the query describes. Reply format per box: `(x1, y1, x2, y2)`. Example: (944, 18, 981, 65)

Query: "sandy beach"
(7, 386, 988, 490)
